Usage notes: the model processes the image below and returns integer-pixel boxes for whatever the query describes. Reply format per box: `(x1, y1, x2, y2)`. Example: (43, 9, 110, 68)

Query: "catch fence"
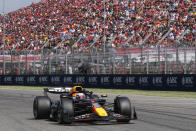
(0, 47, 196, 75)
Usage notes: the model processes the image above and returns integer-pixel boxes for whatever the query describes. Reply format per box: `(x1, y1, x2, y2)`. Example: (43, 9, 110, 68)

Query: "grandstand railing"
(0, 46, 195, 75)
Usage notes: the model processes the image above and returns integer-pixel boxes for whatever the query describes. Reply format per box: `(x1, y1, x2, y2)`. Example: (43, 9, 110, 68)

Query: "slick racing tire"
(114, 97, 132, 123)
(33, 96, 51, 119)
(58, 98, 74, 124)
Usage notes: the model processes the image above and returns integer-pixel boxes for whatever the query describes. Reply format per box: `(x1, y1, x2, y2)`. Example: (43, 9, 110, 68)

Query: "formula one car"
(33, 86, 137, 124)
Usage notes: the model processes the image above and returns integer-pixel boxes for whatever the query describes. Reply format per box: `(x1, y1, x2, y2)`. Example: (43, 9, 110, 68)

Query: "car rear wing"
(43, 87, 72, 96)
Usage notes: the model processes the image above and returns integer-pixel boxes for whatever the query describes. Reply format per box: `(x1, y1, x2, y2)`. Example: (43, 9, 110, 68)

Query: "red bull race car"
(33, 86, 137, 124)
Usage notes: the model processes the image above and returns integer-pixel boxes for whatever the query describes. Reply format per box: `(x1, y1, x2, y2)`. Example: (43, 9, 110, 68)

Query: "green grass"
(0, 86, 46, 91)
(0, 86, 196, 98)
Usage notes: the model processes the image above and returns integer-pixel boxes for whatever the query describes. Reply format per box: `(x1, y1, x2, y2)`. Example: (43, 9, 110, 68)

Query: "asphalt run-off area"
(0, 88, 195, 131)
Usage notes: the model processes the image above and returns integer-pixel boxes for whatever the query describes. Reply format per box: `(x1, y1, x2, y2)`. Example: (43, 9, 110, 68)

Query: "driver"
(71, 86, 86, 100)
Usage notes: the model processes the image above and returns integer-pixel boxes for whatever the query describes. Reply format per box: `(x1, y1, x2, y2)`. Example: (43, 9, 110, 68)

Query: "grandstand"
(0, 0, 195, 75)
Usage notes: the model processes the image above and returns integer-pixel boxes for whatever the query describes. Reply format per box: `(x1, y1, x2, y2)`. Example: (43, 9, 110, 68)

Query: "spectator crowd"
(0, 0, 195, 51)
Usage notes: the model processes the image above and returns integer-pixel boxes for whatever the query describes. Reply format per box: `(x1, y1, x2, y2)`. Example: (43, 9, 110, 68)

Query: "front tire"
(57, 98, 74, 124)
(33, 96, 51, 119)
(114, 97, 132, 123)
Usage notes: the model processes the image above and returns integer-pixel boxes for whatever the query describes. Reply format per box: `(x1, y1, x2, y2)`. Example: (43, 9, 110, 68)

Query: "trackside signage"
(0, 75, 195, 91)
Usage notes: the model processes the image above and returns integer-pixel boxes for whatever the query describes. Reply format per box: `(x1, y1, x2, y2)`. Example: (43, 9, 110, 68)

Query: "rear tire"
(57, 98, 74, 124)
(33, 96, 51, 119)
(114, 97, 132, 123)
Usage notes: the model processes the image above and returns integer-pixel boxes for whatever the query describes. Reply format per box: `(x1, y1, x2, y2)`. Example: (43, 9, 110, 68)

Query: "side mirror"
(101, 94, 107, 97)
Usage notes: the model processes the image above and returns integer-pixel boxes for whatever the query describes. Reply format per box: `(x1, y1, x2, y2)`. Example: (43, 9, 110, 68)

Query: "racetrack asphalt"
(0, 88, 196, 131)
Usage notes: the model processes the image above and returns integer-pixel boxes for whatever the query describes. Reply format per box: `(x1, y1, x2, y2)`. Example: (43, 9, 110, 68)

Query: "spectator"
(0, 0, 195, 51)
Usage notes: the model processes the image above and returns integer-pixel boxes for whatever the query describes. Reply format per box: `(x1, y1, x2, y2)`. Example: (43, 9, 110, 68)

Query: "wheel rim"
(34, 109, 37, 118)
(33, 100, 38, 118)
(117, 100, 121, 114)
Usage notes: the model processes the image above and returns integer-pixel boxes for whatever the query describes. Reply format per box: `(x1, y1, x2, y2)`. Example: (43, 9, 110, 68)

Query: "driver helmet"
(72, 86, 83, 92)
(72, 86, 85, 100)
(75, 93, 86, 100)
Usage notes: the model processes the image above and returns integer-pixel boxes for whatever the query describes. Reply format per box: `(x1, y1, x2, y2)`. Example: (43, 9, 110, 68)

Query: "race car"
(33, 85, 137, 124)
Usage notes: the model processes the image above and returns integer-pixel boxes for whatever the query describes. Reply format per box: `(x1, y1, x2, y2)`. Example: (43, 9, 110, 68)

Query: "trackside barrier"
(0, 75, 195, 91)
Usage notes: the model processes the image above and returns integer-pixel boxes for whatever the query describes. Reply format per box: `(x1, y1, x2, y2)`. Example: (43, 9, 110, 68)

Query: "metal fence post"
(65, 54, 68, 74)
(11, 50, 13, 74)
(158, 46, 161, 74)
(18, 51, 21, 75)
(140, 46, 143, 74)
(33, 50, 36, 74)
(176, 45, 179, 73)
(195, 46, 196, 74)
(123, 54, 126, 74)
(103, 53, 104, 74)
(113, 53, 115, 74)
(147, 50, 149, 74)
(56, 49, 58, 65)
(108, 51, 111, 74)
(3, 50, 5, 75)
(129, 52, 132, 74)
(49, 57, 51, 75)
(41, 49, 44, 74)
(97, 53, 100, 74)
(164, 47, 167, 74)
(25, 50, 28, 74)
(184, 46, 187, 74)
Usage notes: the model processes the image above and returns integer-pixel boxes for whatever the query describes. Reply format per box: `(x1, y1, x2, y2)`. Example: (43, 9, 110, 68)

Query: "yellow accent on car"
(93, 107, 108, 117)
(72, 93, 77, 97)
(101, 94, 107, 97)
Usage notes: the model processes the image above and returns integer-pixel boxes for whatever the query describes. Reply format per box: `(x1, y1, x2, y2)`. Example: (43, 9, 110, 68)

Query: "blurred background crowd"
(0, 0, 195, 51)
